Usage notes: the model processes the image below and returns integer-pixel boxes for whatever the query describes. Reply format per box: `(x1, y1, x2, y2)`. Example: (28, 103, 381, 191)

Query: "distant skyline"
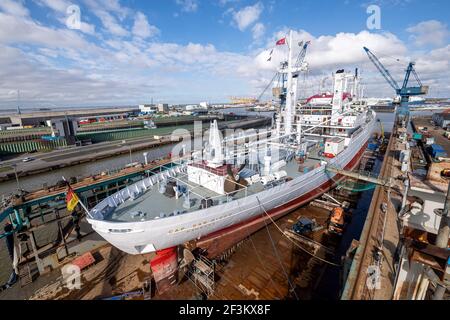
(0, 0, 449, 108)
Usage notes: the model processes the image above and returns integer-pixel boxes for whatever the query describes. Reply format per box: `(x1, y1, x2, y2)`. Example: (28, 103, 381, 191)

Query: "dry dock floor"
(13, 205, 334, 300)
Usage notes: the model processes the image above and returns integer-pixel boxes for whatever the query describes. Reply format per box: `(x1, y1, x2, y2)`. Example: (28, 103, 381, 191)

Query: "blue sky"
(0, 0, 449, 107)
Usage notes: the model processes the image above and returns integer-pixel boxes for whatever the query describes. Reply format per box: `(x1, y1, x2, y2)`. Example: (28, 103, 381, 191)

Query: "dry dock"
(0, 122, 382, 300)
(1, 148, 377, 300)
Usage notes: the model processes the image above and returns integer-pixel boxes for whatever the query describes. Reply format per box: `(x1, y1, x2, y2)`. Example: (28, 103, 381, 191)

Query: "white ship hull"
(88, 112, 377, 255)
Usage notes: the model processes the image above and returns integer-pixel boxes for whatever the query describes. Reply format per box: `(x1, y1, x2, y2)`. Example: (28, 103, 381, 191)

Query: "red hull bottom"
(196, 141, 369, 258)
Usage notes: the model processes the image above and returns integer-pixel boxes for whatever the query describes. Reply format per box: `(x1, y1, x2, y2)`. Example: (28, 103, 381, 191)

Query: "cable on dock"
(256, 197, 342, 267)
(260, 206, 300, 300)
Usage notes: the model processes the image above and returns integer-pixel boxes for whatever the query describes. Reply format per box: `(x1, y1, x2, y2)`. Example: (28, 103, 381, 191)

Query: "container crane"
(363, 47, 428, 127)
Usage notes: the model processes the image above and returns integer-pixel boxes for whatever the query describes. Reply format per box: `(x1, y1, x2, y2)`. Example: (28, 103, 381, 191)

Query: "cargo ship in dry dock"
(87, 31, 377, 255)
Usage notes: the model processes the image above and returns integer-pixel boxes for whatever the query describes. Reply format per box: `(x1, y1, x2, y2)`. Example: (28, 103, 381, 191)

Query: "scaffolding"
(187, 255, 216, 297)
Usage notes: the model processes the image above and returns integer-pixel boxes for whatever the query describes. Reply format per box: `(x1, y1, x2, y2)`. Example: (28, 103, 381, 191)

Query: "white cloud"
(79, 22, 96, 35)
(0, 8, 255, 106)
(35, 0, 97, 35)
(95, 0, 131, 20)
(0, 12, 93, 49)
(249, 29, 418, 98)
(0, 37, 255, 106)
(255, 29, 407, 71)
(176, 0, 199, 13)
(232, 2, 263, 31)
(35, 0, 70, 12)
(132, 12, 159, 39)
(94, 9, 129, 37)
(145, 42, 252, 76)
(84, 0, 129, 37)
(0, 1, 448, 107)
(0, 0, 29, 17)
(0, 43, 166, 106)
(413, 45, 449, 76)
(252, 22, 265, 40)
(406, 20, 449, 47)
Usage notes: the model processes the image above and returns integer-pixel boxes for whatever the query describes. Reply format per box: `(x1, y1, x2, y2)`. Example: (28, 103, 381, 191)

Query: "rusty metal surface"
(341, 126, 397, 300)
(404, 238, 450, 260)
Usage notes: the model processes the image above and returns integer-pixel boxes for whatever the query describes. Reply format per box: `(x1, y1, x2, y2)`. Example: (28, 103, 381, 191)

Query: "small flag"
(276, 38, 286, 46)
(66, 185, 80, 212)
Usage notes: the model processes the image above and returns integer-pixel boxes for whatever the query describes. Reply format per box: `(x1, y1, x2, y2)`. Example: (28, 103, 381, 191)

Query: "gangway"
(325, 166, 393, 188)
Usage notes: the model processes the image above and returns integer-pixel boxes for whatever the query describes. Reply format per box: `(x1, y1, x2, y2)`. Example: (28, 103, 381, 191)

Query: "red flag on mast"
(276, 38, 286, 46)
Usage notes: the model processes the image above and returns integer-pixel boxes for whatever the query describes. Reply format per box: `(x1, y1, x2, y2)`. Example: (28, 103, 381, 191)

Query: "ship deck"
(96, 154, 323, 223)
(87, 108, 376, 223)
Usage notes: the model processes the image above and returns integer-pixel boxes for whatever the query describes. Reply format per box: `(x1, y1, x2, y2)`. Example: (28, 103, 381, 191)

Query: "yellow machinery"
(328, 207, 345, 234)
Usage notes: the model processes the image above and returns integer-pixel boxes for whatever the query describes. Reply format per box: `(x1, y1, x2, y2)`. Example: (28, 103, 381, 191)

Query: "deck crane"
(283, 40, 310, 106)
(257, 40, 311, 104)
(363, 47, 428, 127)
(293, 41, 311, 74)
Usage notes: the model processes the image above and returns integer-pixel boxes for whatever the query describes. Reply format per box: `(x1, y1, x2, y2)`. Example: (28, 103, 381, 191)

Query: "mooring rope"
(256, 197, 342, 267)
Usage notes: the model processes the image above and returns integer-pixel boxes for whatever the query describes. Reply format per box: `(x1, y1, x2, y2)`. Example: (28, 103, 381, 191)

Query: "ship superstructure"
(87, 31, 377, 255)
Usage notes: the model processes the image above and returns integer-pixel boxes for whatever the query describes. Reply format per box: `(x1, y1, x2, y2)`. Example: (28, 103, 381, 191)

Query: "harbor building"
(139, 104, 170, 114)
(432, 112, 450, 129)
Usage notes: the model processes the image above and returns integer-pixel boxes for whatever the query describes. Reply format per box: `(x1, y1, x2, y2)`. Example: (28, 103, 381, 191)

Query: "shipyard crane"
(363, 47, 428, 127)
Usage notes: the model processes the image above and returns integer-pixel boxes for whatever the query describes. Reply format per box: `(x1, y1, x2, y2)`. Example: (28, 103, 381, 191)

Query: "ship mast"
(284, 30, 294, 135)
